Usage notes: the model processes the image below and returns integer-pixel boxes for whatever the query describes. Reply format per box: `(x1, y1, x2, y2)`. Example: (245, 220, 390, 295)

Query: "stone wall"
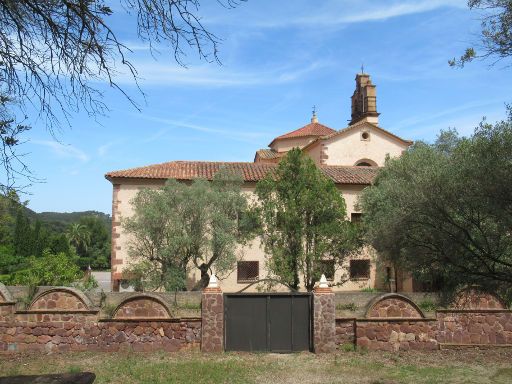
(1, 284, 511, 354)
(437, 311, 512, 346)
(335, 319, 355, 346)
(356, 320, 438, 351)
(201, 288, 223, 352)
(334, 293, 512, 352)
(0, 284, 200, 353)
(313, 288, 336, 353)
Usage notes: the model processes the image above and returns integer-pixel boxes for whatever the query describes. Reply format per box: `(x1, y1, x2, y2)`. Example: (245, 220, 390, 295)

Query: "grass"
(336, 302, 358, 311)
(0, 349, 511, 383)
(177, 301, 201, 310)
(418, 299, 438, 312)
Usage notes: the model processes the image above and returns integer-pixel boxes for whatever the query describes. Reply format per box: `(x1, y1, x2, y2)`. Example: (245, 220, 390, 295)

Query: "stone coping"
(436, 309, 512, 313)
(356, 317, 437, 323)
(15, 310, 99, 315)
(439, 343, 512, 349)
(98, 317, 201, 323)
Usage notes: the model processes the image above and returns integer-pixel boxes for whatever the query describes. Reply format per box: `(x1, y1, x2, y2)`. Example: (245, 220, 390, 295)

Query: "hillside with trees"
(0, 193, 111, 285)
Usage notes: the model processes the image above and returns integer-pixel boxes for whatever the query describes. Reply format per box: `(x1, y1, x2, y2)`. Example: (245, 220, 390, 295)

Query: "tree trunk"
(192, 263, 210, 291)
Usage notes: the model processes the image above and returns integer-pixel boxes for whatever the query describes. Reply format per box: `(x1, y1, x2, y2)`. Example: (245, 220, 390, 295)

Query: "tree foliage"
(7, 250, 82, 286)
(450, 1, 512, 67)
(360, 109, 512, 302)
(0, 192, 109, 284)
(0, 0, 243, 125)
(255, 148, 362, 292)
(0, 0, 244, 191)
(0, 94, 31, 193)
(123, 168, 255, 291)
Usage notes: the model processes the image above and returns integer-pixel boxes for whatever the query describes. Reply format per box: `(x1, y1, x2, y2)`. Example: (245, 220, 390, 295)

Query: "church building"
(106, 73, 415, 292)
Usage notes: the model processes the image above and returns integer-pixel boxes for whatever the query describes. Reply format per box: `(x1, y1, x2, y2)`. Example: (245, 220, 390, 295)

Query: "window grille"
(350, 259, 370, 279)
(237, 261, 259, 283)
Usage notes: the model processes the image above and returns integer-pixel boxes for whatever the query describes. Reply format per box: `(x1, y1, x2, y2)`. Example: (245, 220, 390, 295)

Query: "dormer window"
(361, 131, 370, 141)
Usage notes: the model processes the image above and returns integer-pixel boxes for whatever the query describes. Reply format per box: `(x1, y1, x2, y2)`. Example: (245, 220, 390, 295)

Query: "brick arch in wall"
(112, 294, 172, 320)
(452, 288, 506, 310)
(365, 293, 425, 319)
(29, 287, 93, 311)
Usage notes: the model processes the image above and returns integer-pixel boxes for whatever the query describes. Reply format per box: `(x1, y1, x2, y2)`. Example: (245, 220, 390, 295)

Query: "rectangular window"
(351, 212, 363, 223)
(237, 261, 259, 283)
(317, 260, 335, 281)
(350, 259, 371, 279)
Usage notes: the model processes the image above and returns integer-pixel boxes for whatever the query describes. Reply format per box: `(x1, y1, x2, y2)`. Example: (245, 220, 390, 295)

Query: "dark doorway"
(224, 293, 311, 352)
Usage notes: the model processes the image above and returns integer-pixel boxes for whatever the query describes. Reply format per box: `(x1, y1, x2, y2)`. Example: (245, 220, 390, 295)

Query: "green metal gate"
(224, 293, 311, 352)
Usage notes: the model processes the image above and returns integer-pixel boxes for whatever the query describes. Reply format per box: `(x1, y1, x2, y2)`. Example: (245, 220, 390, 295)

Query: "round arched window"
(356, 162, 372, 167)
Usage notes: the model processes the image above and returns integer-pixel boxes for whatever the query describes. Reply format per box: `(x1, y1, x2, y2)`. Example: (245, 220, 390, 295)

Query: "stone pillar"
(201, 275, 224, 352)
(313, 275, 336, 353)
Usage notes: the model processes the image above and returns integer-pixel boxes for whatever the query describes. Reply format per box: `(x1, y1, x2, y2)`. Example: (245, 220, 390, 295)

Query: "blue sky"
(15, 0, 512, 214)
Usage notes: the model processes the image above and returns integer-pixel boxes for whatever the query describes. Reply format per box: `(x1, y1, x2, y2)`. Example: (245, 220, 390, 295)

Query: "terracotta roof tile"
(105, 161, 379, 185)
(270, 122, 336, 144)
(255, 149, 284, 159)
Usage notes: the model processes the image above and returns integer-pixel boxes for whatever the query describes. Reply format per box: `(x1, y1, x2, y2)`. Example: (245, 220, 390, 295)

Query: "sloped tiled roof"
(105, 161, 379, 185)
(269, 122, 336, 146)
(255, 149, 284, 159)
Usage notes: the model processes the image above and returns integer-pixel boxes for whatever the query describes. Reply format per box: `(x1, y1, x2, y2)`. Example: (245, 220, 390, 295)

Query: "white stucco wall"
(110, 178, 383, 292)
(270, 136, 317, 153)
(322, 123, 409, 166)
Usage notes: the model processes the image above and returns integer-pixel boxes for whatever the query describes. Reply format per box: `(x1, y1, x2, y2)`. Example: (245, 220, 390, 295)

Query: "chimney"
(350, 73, 380, 126)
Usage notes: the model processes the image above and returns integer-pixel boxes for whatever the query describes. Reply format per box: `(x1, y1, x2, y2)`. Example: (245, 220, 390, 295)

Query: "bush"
(418, 298, 438, 312)
(7, 250, 82, 286)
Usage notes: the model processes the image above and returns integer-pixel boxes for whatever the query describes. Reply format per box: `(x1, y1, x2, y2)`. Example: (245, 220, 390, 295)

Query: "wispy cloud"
(32, 140, 89, 162)
(204, 0, 465, 28)
(135, 114, 267, 143)
(114, 60, 333, 87)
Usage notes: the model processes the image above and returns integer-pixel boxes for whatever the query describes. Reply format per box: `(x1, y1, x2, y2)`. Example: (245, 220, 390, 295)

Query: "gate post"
(201, 274, 224, 352)
(313, 275, 336, 353)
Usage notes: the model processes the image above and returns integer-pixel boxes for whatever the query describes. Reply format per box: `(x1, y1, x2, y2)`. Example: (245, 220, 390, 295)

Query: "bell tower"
(350, 72, 379, 126)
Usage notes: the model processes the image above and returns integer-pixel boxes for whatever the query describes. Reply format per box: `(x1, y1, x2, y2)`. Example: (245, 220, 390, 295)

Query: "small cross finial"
(311, 105, 318, 123)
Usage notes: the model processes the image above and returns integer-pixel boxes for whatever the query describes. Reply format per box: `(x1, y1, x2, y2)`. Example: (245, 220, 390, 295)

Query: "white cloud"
(32, 140, 89, 162)
(114, 60, 332, 87)
(135, 114, 267, 143)
(204, 0, 466, 28)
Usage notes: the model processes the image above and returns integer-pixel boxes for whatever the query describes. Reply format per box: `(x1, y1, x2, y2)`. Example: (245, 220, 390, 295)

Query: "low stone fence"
(335, 292, 512, 352)
(1, 283, 511, 354)
(0, 285, 201, 353)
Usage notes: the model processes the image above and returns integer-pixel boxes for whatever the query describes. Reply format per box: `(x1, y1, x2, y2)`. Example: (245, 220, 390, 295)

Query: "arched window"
(354, 159, 377, 167)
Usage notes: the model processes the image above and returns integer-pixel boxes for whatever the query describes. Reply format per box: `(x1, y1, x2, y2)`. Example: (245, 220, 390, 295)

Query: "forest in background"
(0, 192, 111, 285)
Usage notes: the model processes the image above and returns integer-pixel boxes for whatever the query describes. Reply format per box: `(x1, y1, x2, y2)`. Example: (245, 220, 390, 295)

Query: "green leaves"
(360, 109, 512, 302)
(124, 167, 254, 291)
(255, 148, 361, 291)
(7, 250, 82, 286)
